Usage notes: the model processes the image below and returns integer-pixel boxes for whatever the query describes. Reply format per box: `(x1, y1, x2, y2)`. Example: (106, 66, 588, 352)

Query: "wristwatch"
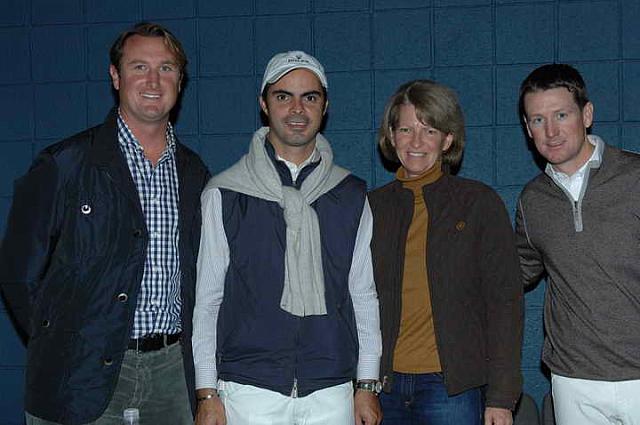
(356, 380, 383, 395)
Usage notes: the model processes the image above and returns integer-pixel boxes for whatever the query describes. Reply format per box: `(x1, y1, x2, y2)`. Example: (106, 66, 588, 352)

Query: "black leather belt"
(128, 333, 181, 352)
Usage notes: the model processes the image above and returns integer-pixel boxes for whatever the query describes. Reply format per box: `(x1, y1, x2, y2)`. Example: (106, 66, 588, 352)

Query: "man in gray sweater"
(516, 63, 640, 425)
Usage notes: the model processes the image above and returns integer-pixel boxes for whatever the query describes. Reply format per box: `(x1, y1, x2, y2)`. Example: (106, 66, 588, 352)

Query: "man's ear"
(259, 96, 269, 116)
(322, 100, 329, 116)
(109, 65, 120, 91)
(582, 101, 594, 129)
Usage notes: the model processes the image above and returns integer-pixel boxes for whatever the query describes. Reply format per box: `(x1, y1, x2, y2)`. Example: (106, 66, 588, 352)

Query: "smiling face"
(109, 35, 181, 130)
(391, 103, 453, 178)
(524, 87, 594, 175)
(259, 68, 327, 163)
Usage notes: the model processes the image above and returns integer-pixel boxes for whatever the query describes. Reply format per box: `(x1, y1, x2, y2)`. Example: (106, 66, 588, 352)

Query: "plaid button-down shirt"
(117, 113, 181, 338)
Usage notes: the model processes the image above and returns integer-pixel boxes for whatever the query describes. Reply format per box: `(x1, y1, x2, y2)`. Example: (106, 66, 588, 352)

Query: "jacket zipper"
(423, 193, 448, 387)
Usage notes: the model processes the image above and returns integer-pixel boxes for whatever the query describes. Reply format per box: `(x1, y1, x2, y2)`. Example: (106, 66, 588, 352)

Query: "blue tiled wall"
(1, 0, 638, 423)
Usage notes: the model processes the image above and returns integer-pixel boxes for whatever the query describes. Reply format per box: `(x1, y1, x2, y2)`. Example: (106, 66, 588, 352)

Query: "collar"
(276, 147, 320, 183)
(264, 137, 321, 185)
(116, 109, 177, 156)
(545, 134, 603, 180)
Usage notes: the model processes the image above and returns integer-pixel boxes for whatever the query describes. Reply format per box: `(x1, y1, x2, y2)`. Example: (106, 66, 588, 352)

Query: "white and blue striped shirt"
(117, 113, 181, 338)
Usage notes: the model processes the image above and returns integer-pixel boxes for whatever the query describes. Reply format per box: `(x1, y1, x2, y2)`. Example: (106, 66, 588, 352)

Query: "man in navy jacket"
(0, 22, 209, 425)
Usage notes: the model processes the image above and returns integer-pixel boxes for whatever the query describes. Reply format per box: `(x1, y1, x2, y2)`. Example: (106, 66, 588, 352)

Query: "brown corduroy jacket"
(369, 174, 523, 410)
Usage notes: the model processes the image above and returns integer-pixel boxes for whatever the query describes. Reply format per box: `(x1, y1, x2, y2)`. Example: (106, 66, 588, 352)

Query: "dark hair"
(378, 79, 465, 170)
(520, 64, 589, 116)
(109, 22, 187, 75)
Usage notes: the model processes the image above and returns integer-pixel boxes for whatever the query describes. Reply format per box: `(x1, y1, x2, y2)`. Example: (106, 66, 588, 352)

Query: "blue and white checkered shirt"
(117, 113, 182, 338)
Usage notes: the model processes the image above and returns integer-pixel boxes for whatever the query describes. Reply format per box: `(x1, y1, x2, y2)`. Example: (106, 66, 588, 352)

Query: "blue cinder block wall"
(1, 0, 638, 423)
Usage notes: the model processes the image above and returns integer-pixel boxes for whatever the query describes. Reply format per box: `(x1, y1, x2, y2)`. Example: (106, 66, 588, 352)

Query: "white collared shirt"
(545, 135, 604, 202)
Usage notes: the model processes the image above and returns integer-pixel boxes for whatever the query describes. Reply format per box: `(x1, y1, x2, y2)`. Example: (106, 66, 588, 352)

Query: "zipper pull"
(291, 378, 298, 398)
(572, 201, 583, 232)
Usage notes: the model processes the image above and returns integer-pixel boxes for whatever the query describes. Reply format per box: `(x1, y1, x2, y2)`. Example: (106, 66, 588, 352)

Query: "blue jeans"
(26, 342, 192, 425)
(379, 372, 482, 425)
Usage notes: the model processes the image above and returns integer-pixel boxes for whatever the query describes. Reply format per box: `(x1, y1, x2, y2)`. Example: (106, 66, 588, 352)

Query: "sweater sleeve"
(515, 197, 545, 287)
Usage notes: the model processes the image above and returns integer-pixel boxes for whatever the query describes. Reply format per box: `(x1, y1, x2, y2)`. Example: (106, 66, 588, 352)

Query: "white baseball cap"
(260, 50, 328, 94)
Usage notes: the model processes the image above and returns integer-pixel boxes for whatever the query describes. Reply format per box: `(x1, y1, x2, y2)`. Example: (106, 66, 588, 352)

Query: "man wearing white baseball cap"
(192, 50, 383, 425)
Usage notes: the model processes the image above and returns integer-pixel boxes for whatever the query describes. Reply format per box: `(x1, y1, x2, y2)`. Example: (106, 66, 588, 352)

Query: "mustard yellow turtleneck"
(392, 162, 443, 373)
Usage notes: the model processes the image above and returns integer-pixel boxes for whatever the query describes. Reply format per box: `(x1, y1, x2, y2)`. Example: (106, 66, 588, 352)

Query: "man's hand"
(354, 390, 382, 425)
(484, 407, 512, 425)
(194, 390, 226, 425)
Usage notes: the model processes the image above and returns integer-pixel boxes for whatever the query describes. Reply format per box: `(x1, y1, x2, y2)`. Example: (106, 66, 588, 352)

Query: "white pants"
(218, 380, 354, 425)
(552, 373, 640, 425)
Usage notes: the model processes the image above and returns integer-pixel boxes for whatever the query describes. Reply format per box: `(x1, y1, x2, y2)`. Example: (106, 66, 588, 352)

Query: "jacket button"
(133, 229, 143, 238)
(80, 204, 92, 215)
(456, 221, 466, 231)
(41, 319, 50, 328)
(103, 358, 113, 366)
(117, 293, 128, 302)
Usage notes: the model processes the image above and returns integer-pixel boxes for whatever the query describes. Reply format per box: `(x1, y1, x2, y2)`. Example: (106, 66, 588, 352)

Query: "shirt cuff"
(357, 354, 380, 381)
(195, 365, 218, 390)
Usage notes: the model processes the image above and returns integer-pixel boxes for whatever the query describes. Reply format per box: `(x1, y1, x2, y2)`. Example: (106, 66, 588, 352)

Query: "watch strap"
(355, 380, 382, 394)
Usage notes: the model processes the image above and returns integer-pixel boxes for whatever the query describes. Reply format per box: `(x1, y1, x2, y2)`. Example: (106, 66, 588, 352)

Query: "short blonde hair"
(378, 79, 465, 171)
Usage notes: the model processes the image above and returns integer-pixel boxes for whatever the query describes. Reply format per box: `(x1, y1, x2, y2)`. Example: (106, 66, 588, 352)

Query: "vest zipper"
(292, 312, 301, 398)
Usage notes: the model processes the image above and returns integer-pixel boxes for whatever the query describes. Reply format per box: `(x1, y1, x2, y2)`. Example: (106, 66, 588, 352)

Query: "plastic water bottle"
(123, 408, 140, 425)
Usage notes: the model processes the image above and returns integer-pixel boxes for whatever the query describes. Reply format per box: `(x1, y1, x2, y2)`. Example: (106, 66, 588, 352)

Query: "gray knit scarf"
(207, 127, 349, 316)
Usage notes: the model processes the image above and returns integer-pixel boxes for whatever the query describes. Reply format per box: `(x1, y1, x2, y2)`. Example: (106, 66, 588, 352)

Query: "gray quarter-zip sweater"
(516, 139, 640, 380)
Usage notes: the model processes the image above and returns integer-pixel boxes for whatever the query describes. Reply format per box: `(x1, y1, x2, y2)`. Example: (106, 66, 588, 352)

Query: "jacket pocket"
(61, 190, 114, 261)
(31, 264, 78, 337)
(26, 330, 77, 396)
